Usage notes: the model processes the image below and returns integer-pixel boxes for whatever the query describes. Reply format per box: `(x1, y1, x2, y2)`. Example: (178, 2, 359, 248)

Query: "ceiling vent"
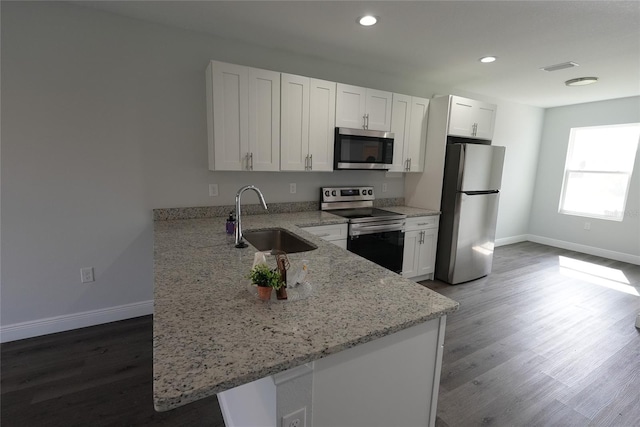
(540, 61, 579, 72)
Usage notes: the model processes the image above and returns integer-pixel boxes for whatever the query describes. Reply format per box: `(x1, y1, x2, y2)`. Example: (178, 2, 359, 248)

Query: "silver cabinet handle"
(417, 223, 430, 226)
(366, 113, 369, 129)
(405, 159, 409, 171)
(304, 155, 309, 170)
(245, 152, 250, 170)
(249, 152, 254, 170)
(363, 114, 367, 129)
(409, 158, 412, 171)
(420, 230, 425, 244)
(315, 233, 331, 237)
(309, 154, 313, 170)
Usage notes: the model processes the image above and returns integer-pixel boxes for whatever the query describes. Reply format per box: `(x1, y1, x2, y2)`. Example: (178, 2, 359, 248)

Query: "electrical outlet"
(209, 184, 219, 197)
(382, 183, 388, 192)
(289, 183, 297, 194)
(282, 407, 306, 427)
(584, 222, 591, 230)
(80, 267, 94, 283)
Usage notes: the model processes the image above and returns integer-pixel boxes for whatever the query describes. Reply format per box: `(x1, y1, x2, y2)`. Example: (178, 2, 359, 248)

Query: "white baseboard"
(0, 300, 154, 343)
(526, 234, 640, 265)
(495, 234, 528, 247)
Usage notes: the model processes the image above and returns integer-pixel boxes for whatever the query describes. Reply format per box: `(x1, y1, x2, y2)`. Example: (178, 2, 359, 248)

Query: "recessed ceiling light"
(479, 56, 497, 63)
(565, 77, 599, 86)
(358, 15, 378, 26)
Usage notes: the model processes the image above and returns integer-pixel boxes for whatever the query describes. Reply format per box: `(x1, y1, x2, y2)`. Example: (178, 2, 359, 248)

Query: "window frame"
(558, 123, 639, 222)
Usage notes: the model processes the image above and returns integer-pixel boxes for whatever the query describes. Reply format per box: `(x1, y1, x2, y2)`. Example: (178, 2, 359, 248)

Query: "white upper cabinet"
(336, 84, 392, 131)
(406, 96, 429, 172)
(308, 78, 336, 171)
(390, 94, 411, 172)
(390, 94, 429, 172)
(447, 95, 496, 140)
(206, 60, 280, 171)
(281, 74, 336, 171)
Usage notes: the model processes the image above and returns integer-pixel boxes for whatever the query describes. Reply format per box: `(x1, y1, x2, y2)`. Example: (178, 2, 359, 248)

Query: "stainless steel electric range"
(321, 186, 406, 274)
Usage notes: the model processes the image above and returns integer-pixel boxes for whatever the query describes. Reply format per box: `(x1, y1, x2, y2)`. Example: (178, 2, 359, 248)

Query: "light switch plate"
(209, 184, 219, 197)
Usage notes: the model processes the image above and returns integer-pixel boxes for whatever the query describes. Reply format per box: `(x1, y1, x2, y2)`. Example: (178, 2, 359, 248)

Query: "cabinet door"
(402, 230, 421, 278)
(473, 103, 496, 140)
(335, 83, 366, 129)
(248, 68, 280, 171)
(448, 96, 496, 140)
(208, 61, 249, 171)
(280, 73, 310, 171)
(405, 97, 429, 172)
(308, 79, 336, 171)
(365, 89, 393, 131)
(417, 228, 437, 276)
(448, 96, 476, 138)
(390, 93, 411, 172)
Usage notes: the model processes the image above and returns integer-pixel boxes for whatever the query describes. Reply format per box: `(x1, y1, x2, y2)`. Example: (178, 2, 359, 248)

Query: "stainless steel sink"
(243, 228, 317, 254)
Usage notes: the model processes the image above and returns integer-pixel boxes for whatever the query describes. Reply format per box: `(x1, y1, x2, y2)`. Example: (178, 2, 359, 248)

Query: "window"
(559, 123, 640, 221)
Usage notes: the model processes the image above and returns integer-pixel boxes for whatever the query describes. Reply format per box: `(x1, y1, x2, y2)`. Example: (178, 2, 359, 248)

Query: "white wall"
(529, 96, 640, 261)
(0, 2, 554, 338)
(484, 97, 544, 242)
(0, 2, 453, 336)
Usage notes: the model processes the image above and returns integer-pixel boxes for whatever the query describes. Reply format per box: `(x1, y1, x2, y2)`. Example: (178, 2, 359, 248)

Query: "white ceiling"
(82, 0, 640, 108)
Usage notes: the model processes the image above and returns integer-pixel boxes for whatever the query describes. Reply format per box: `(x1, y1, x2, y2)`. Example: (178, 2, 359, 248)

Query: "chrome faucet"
(235, 185, 268, 248)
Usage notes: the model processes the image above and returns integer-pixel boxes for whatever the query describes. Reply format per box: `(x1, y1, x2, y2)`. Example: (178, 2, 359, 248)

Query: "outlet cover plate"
(81, 267, 94, 283)
(282, 407, 306, 427)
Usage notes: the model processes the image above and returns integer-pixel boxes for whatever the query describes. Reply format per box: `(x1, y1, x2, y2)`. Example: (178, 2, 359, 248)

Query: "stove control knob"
(331, 190, 337, 196)
(368, 189, 373, 195)
(324, 190, 330, 197)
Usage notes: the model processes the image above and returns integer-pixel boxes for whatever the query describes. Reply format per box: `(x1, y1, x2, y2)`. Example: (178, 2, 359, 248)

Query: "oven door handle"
(350, 223, 405, 236)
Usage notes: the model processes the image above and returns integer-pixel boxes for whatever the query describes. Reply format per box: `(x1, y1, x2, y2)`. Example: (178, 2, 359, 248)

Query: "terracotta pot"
(257, 286, 272, 301)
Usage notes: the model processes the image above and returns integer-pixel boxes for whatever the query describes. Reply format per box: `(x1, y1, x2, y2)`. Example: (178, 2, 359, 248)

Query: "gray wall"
(1, 2, 543, 330)
(529, 96, 640, 260)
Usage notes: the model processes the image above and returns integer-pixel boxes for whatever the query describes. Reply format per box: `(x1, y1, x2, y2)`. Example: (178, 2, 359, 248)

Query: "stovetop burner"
(329, 207, 402, 221)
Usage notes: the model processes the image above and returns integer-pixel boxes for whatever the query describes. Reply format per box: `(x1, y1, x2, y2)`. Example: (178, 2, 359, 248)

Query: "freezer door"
(447, 192, 500, 284)
(459, 144, 505, 192)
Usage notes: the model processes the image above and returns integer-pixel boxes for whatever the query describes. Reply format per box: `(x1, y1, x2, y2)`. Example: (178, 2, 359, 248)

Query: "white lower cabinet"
(217, 316, 447, 427)
(301, 223, 348, 249)
(402, 215, 439, 280)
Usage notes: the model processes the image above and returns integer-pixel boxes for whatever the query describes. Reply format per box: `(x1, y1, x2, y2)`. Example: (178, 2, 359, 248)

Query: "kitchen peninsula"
(153, 209, 459, 427)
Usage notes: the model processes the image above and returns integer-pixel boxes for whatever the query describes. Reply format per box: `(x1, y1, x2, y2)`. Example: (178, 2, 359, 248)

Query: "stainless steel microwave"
(333, 127, 394, 170)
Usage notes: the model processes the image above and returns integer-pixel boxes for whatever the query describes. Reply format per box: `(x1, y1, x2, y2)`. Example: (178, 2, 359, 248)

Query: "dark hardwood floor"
(424, 241, 640, 427)
(1, 316, 224, 426)
(2, 242, 639, 426)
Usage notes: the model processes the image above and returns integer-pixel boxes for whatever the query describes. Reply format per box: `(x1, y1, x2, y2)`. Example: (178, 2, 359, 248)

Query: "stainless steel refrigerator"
(435, 143, 506, 284)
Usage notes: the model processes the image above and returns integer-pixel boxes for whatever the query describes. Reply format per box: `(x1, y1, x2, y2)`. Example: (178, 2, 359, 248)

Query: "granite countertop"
(382, 206, 440, 217)
(153, 209, 457, 411)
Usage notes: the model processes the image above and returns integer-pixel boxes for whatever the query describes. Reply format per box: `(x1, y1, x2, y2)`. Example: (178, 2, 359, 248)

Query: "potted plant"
(248, 263, 283, 301)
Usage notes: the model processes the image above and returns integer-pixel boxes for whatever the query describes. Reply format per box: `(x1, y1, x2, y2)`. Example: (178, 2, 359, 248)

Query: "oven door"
(347, 229, 404, 274)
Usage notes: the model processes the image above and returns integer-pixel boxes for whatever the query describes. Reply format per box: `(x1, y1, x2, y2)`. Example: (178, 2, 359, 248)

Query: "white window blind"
(559, 123, 640, 221)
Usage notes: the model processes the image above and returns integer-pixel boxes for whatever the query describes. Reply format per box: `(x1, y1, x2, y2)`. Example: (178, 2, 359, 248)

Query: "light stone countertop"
(382, 206, 441, 217)
(153, 209, 458, 411)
